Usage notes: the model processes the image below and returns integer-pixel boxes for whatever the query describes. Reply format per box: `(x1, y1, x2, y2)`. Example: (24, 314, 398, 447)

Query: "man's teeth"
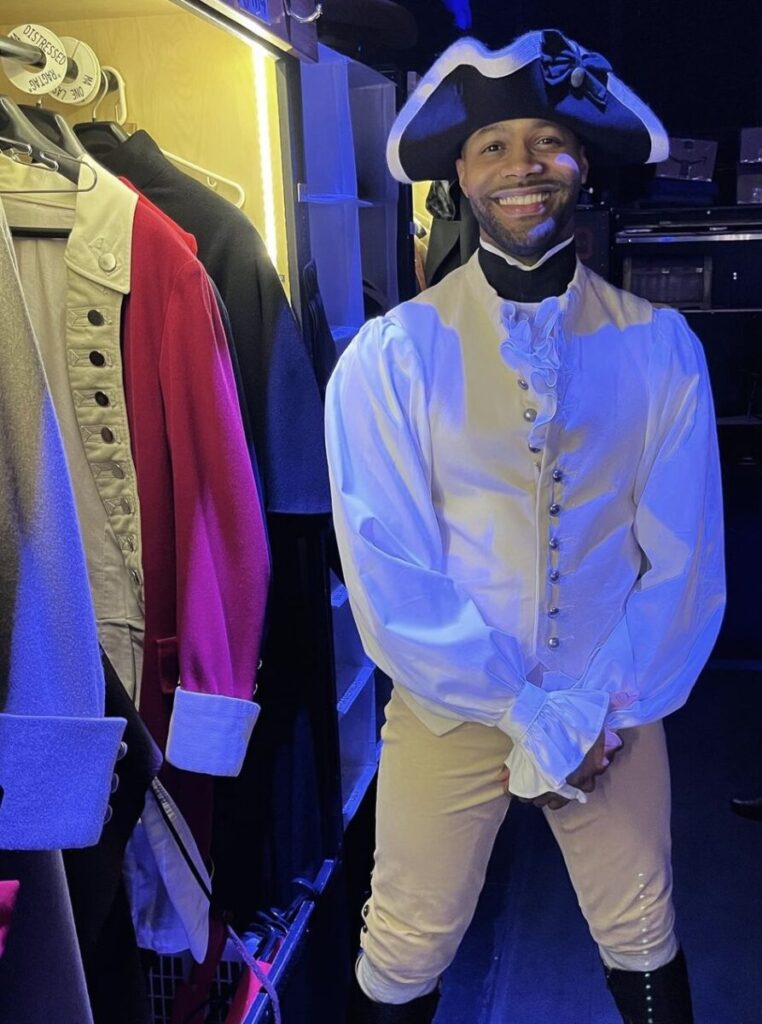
(496, 193, 548, 206)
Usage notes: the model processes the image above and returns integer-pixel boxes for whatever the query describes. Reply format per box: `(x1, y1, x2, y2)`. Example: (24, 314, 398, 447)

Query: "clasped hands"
(498, 726, 623, 810)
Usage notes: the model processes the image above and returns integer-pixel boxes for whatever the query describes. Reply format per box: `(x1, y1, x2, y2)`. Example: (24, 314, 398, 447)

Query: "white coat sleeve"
(325, 316, 609, 801)
(576, 308, 725, 726)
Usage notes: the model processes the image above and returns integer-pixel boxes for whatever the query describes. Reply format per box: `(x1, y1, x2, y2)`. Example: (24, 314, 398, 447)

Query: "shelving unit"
(300, 45, 401, 839)
(331, 573, 379, 827)
(300, 44, 400, 354)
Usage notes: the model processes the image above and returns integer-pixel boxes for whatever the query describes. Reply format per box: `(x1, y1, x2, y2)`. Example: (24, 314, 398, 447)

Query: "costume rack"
(0, 2, 414, 1018)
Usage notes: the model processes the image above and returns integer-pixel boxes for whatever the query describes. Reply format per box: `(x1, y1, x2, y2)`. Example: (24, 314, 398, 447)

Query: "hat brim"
(387, 32, 669, 183)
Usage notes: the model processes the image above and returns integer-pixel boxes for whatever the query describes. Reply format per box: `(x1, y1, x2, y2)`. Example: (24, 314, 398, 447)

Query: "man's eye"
(482, 142, 503, 154)
(536, 136, 563, 146)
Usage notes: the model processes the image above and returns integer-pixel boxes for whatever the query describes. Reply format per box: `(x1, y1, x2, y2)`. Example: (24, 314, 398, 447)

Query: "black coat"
(101, 131, 330, 515)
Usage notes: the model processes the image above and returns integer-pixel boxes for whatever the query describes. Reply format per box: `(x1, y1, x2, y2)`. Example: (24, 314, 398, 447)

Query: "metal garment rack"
(0, 35, 48, 68)
(0, 32, 86, 91)
(0, 34, 122, 104)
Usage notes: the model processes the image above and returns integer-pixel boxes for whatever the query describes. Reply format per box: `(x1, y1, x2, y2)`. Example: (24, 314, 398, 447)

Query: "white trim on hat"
(386, 30, 669, 181)
(607, 74, 669, 163)
(386, 32, 543, 184)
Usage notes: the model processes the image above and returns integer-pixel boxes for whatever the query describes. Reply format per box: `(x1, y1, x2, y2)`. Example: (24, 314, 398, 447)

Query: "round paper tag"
(52, 38, 101, 105)
(0, 24, 69, 96)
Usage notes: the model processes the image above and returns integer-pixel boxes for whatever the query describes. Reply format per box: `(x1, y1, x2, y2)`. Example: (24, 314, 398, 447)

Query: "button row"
(87, 340, 115, 441)
(547, 465, 564, 648)
(520, 370, 563, 650)
(83, 330, 137, 589)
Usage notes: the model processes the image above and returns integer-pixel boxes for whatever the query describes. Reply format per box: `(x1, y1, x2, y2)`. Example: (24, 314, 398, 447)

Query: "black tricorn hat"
(387, 29, 669, 183)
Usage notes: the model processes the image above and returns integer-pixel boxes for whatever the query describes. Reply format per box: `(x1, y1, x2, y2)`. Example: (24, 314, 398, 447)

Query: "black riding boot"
(346, 977, 440, 1023)
(603, 948, 694, 1024)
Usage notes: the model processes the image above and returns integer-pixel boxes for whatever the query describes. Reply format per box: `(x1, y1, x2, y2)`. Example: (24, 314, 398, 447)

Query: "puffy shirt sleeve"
(325, 316, 609, 801)
(581, 308, 725, 727)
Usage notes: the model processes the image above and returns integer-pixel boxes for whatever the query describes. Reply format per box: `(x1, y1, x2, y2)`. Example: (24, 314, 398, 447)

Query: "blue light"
(440, 0, 473, 30)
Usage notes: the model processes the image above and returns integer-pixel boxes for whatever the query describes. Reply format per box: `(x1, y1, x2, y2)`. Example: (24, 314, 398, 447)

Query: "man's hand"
(498, 727, 623, 810)
(566, 725, 609, 793)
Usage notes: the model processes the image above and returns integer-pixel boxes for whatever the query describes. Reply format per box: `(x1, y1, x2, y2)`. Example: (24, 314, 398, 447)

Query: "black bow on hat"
(539, 30, 612, 110)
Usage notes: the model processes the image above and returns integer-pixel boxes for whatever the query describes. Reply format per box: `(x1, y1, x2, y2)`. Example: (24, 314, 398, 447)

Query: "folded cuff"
(498, 685, 610, 800)
(165, 688, 260, 776)
(0, 714, 126, 849)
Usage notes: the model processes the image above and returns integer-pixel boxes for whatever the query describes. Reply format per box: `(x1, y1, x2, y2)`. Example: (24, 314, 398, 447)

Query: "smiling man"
(457, 118, 587, 261)
(326, 30, 725, 1024)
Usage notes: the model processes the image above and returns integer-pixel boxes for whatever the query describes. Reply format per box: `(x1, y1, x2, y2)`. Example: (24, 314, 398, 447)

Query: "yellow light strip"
(252, 44, 279, 267)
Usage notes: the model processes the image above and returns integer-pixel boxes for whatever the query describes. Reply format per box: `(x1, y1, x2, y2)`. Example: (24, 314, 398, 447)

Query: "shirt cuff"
(165, 688, 260, 776)
(0, 714, 127, 849)
(497, 685, 610, 801)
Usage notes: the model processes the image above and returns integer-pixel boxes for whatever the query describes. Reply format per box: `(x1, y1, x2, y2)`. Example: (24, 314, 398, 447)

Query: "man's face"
(456, 118, 589, 265)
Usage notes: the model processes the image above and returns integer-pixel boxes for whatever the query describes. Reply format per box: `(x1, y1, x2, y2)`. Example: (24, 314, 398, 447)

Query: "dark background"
(395, 0, 762, 138)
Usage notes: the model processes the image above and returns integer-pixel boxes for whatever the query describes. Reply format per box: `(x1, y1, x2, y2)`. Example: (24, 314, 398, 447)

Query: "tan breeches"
(358, 689, 678, 1003)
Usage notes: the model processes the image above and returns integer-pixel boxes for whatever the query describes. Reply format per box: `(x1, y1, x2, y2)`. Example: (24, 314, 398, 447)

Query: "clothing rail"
(0, 33, 83, 88)
(0, 36, 123, 105)
(0, 35, 47, 69)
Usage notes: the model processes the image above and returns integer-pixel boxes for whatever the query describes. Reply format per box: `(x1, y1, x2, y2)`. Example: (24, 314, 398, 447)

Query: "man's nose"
(499, 146, 542, 178)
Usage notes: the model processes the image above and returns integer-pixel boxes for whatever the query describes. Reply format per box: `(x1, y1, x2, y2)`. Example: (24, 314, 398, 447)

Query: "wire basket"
(145, 944, 243, 1024)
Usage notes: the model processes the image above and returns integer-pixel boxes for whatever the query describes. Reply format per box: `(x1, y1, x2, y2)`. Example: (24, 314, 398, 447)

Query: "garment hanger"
(0, 96, 80, 183)
(73, 118, 128, 156)
(0, 140, 97, 238)
(161, 149, 246, 209)
(19, 102, 87, 159)
(73, 66, 130, 158)
(73, 66, 246, 208)
(0, 138, 97, 238)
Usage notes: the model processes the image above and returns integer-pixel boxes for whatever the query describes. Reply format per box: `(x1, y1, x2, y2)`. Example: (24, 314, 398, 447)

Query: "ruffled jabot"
(499, 290, 577, 449)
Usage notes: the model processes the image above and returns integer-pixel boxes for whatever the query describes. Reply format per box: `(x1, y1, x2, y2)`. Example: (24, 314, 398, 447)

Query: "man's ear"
(456, 157, 469, 198)
(580, 146, 590, 185)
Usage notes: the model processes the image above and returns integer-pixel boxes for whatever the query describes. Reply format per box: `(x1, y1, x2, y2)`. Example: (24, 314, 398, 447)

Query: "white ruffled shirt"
(325, 251, 725, 801)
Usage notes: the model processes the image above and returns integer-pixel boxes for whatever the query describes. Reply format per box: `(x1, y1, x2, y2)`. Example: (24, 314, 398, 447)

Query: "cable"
(149, 781, 283, 1024)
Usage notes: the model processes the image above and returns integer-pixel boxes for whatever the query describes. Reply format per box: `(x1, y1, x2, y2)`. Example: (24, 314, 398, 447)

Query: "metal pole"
(0, 35, 46, 69)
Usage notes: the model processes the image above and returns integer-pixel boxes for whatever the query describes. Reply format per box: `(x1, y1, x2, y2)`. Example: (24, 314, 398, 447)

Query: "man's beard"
(469, 184, 580, 263)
